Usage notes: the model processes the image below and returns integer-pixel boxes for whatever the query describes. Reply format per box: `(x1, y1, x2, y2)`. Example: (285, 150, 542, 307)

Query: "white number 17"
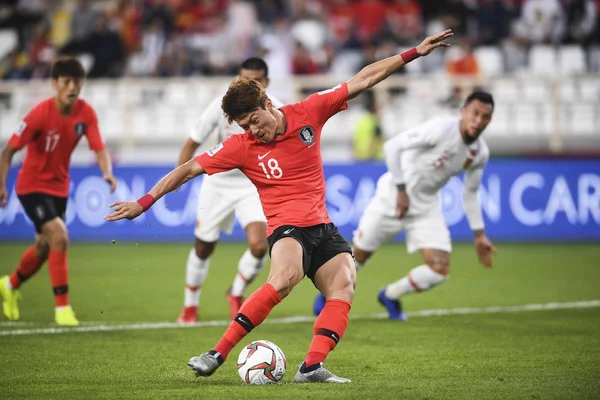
(45, 134, 60, 152)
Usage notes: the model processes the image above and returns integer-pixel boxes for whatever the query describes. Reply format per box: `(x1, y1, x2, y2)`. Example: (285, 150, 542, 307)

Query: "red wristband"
(400, 47, 419, 63)
(137, 194, 155, 212)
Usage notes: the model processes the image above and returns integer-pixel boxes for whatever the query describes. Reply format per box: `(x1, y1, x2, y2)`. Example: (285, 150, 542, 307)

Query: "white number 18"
(258, 158, 283, 179)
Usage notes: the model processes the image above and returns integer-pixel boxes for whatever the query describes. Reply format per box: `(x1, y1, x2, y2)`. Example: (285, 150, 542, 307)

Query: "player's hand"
(103, 174, 118, 193)
(416, 29, 453, 57)
(396, 190, 410, 219)
(475, 234, 497, 268)
(105, 201, 143, 221)
(0, 186, 7, 208)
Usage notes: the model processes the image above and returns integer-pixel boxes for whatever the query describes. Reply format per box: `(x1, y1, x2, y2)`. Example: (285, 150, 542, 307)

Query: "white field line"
(1, 300, 599, 337)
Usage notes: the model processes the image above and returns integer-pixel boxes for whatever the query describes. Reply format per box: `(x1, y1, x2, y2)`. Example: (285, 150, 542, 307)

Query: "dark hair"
(464, 91, 494, 108)
(51, 56, 85, 80)
(239, 57, 269, 78)
(222, 76, 268, 124)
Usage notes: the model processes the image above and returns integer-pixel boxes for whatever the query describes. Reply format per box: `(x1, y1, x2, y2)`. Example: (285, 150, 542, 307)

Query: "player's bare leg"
(380, 249, 449, 320)
(295, 253, 355, 383)
(178, 238, 215, 324)
(313, 246, 371, 316)
(41, 218, 78, 326)
(189, 237, 302, 377)
(227, 221, 268, 319)
(1, 235, 49, 320)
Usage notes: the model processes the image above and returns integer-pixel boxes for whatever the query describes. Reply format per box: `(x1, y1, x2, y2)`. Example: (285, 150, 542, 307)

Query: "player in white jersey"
(313, 91, 498, 319)
(176, 58, 284, 323)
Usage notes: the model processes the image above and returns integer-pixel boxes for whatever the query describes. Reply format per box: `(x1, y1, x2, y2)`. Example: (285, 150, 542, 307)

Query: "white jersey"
(189, 91, 284, 188)
(381, 116, 489, 230)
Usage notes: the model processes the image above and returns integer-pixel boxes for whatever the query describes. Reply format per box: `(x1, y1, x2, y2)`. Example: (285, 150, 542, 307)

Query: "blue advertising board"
(1, 159, 599, 242)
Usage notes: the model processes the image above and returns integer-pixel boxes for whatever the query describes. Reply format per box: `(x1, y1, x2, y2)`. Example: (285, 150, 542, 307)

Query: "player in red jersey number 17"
(106, 30, 453, 382)
(0, 57, 117, 326)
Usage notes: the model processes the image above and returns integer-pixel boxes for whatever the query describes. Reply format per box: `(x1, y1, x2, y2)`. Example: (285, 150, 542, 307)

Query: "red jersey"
(196, 83, 349, 236)
(8, 98, 105, 197)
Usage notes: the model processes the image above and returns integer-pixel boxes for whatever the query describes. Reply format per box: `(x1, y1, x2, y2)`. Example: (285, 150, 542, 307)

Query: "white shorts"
(194, 182, 266, 243)
(353, 196, 451, 254)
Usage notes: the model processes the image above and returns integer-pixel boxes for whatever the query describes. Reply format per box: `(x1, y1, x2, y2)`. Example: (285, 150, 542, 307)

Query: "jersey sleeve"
(300, 82, 349, 126)
(462, 164, 485, 231)
(6, 107, 44, 150)
(85, 105, 106, 151)
(383, 118, 443, 185)
(194, 134, 246, 175)
(189, 96, 222, 144)
(462, 141, 489, 231)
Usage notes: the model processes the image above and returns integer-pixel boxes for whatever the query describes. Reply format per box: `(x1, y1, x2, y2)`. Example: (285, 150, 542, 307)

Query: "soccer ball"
(237, 340, 286, 385)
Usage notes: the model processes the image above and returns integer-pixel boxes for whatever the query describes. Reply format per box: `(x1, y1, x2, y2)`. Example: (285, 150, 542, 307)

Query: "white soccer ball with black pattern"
(237, 340, 286, 384)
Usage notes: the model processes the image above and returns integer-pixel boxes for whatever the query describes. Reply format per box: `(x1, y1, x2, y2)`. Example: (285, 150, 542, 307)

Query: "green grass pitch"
(0, 242, 599, 399)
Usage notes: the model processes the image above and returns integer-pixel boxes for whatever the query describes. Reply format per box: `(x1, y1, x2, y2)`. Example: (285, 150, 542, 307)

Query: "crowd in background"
(0, 0, 598, 80)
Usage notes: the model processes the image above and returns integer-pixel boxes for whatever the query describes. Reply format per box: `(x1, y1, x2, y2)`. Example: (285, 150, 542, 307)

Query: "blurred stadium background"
(1, 1, 599, 398)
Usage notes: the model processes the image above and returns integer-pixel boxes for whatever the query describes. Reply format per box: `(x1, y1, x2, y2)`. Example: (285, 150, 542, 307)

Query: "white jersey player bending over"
(314, 91, 498, 319)
(177, 58, 284, 324)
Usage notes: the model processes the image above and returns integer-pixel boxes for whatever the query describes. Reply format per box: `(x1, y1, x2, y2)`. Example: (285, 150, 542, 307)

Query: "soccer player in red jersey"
(0, 57, 117, 326)
(106, 30, 453, 382)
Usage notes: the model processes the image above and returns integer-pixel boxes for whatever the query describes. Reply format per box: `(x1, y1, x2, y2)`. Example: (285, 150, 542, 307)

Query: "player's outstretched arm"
(346, 29, 453, 100)
(0, 145, 18, 208)
(95, 148, 117, 193)
(105, 159, 205, 221)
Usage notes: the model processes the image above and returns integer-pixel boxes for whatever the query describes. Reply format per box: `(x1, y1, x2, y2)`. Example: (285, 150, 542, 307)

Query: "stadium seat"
(490, 78, 520, 102)
(558, 103, 571, 133)
(329, 50, 363, 75)
(589, 46, 600, 73)
(131, 108, 157, 138)
(540, 103, 554, 136)
(421, 50, 445, 74)
(578, 80, 600, 102)
(522, 79, 550, 103)
(514, 104, 539, 135)
(163, 82, 191, 106)
(559, 80, 578, 103)
(558, 45, 587, 75)
(87, 83, 114, 107)
(570, 103, 596, 135)
(398, 103, 427, 131)
(528, 46, 557, 77)
(404, 78, 438, 102)
(0, 108, 19, 139)
(474, 46, 504, 77)
(103, 108, 125, 140)
(0, 30, 17, 60)
(485, 104, 509, 136)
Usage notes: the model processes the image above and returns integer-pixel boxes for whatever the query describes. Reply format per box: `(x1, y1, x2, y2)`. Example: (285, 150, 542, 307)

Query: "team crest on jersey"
(207, 143, 223, 156)
(298, 126, 315, 145)
(75, 122, 86, 136)
(463, 150, 477, 169)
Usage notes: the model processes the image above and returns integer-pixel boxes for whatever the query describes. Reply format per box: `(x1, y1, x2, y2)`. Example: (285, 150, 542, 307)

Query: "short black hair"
(51, 57, 85, 80)
(464, 91, 494, 108)
(239, 57, 268, 78)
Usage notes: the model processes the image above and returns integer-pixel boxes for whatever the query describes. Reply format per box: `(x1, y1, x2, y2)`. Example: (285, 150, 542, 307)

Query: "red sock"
(48, 250, 69, 307)
(213, 283, 282, 360)
(305, 299, 351, 367)
(9, 245, 44, 289)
